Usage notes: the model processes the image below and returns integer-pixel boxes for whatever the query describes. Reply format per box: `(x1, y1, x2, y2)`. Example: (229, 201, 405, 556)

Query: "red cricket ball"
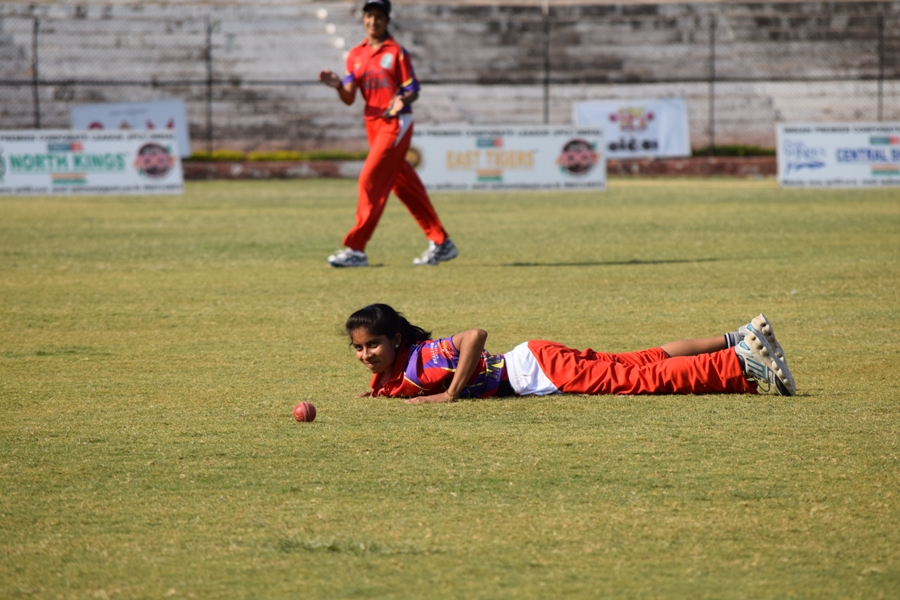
(293, 402, 316, 423)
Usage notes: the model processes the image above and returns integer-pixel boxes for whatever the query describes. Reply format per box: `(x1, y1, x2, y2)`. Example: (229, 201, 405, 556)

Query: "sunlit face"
(350, 328, 401, 374)
(363, 7, 389, 40)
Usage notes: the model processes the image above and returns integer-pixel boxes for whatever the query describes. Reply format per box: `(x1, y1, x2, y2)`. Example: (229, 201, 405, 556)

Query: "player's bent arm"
(318, 69, 357, 105)
(400, 90, 418, 106)
(337, 80, 358, 105)
(405, 329, 488, 405)
(385, 91, 418, 117)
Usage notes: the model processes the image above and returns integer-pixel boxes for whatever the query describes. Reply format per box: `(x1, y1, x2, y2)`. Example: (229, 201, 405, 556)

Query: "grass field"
(2, 178, 899, 599)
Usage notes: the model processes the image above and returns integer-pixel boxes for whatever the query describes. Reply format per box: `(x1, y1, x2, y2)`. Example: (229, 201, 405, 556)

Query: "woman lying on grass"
(347, 303, 796, 404)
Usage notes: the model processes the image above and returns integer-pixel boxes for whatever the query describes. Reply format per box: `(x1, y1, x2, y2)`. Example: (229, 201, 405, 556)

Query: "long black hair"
(345, 304, 431, 345)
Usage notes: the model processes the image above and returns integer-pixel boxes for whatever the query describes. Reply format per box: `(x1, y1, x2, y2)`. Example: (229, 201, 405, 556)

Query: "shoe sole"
(413, 248, 458, 266)
(749, 313, 787, 364)
(745, 331, 796, 396)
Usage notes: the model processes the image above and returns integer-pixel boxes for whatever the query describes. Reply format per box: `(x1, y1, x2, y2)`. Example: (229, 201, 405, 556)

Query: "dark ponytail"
(345, 304, 431, 345)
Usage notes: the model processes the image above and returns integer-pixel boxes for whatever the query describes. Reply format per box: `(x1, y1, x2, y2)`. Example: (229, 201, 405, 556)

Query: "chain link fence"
(1, 2, 898, 154)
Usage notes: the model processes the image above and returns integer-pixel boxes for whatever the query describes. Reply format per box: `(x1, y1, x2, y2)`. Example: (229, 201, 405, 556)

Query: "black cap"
(363, 0, 391, 17)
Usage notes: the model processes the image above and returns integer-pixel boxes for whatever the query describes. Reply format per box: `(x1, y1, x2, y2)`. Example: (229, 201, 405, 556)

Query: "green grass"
(1, 178, 899, 599)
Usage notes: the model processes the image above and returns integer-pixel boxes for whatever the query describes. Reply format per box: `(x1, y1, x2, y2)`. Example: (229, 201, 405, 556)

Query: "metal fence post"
(542, 0, 550, 125)
(206, 17, 214, 154)
(32, 17, 41, 129)
(877, 13, 884, 122)
(708, 13, 716, 154)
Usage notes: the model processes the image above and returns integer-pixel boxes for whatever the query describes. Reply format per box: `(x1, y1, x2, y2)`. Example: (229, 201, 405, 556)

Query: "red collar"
(358, 35, 396, 54)
(369, 343, 410, 393)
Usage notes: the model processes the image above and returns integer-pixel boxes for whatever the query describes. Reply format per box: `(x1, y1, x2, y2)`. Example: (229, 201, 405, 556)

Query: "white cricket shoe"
(328, 248, 368, 268)
(413, 239, 458, 266)
(738, 313, 787, 363)
(734, 332, 796, 396)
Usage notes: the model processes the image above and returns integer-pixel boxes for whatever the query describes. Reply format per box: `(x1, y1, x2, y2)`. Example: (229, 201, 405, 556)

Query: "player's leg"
(393, 161, 448, 245)
(528, 341, 757, 395)
(339, 120, 405, 253)
(390, 120, 458, 266)
(660, 336, 728, 357)
(527, 341, 754, 395)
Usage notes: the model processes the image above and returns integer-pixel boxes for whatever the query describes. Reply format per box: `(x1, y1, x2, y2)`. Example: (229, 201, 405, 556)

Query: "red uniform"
(368, 337, 756, 398)
(519, 341, 755, 395)
(342, 36, 448, 252)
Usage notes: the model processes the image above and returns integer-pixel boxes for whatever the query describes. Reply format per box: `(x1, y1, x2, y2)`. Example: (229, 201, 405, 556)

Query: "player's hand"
(383, 95, 405, 118)
(356, 391, 372, 398)
(405, 392, 454, 404)
(318, 69, 342, 89)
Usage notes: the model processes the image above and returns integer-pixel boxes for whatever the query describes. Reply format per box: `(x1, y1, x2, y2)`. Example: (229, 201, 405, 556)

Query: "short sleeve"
(397, 47, 420, 95)
(412, 338, 458, 389)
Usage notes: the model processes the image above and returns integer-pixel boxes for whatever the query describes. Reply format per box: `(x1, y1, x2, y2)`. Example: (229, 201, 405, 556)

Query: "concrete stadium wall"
(1, 1, 898, 152)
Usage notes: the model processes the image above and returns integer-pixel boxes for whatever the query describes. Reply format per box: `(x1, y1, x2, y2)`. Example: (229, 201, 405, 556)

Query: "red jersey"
(343, 36, 421, 120)
(369, 337, 507, 398)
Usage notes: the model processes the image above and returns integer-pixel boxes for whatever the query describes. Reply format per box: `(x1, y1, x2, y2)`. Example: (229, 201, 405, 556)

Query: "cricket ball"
(293, 402, 316, 423)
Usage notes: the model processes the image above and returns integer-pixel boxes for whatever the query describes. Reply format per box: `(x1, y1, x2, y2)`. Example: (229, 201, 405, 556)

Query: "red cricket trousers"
(528, 341, 756, 395)
(342, 116, 448, 251)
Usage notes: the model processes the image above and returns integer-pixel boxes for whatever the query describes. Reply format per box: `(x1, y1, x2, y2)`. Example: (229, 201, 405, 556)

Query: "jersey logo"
(436, 339, 455, 360)
(380, 53, 394, 69)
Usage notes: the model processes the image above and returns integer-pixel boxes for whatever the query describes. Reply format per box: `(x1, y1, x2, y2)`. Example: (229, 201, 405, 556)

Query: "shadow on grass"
(506, 257, 727, 268)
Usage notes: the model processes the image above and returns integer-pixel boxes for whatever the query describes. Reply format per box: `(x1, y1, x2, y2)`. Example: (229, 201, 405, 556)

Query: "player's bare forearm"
(384, 91, 419, 117)
(405, 330, 487, 405)
(318, 69, 356, 105)
(447, 329, 488, 398)
(401, 90, 418, 106)
(405, 391, 453, 404)
(336, 83, 356, 105)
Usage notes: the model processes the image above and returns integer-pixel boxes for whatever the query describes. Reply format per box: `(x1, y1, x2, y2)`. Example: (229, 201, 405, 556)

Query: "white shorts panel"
(504, 342, 560, 396)
(394, 113, 414, 147)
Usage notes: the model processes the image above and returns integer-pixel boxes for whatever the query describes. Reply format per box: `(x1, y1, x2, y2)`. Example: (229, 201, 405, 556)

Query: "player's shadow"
(505, 257, 726, 267)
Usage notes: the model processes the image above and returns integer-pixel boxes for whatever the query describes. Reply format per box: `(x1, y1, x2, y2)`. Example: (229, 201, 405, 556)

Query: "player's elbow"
(472, 329, 488, 345)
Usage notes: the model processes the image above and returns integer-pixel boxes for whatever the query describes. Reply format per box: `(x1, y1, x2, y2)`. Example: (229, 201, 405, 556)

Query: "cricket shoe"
(738, 313, 787, 364)
(413, 239, 458, 266)
(735, 333, 796, 396)
(328, 248, 368, 268)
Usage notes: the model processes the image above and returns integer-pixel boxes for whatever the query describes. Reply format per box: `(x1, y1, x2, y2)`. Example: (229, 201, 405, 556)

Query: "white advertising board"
(573, 99, 691, 159)
(410, 126, 605, 191)
(0, 129, 184, 196)
(777, 123, 900, 188)
(71, 99, 191, 158)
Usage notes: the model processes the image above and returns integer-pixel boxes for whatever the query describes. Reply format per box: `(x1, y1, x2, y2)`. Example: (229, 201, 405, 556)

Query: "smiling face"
(363, 7, 389, 42)
(350, 327, 401, 374)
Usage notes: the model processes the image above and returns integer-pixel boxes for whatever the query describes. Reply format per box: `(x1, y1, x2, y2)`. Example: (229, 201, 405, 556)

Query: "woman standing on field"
(344, 304, 797, 403)
(317, 0, 458, 268)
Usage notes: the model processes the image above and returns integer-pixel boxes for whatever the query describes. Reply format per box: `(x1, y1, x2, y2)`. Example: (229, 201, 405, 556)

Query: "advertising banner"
(777, 123, 900, 188)
(410, 126, 605, 191)
(71, 99, 191, 158)
(573, 99, 691, 159)
(0, 129, 184, 196)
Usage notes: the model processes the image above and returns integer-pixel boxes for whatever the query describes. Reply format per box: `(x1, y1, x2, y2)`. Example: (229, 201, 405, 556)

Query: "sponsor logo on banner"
(412, 126, 606, 191)
(52, 172, 87, 185)
(476, 138, 503, 148)
(777, 123, 900, 188)
(406, 146, 422, 168)
(872, 164, 900, 176)
(556, 138, 600, 175)
(610, 107, 654, 132)
(574, 99, 689, 159)
(782, 140, 826, 175)
(606, 102, 659, 152)
(134, 143, 175, 178)
(0, 129, 183, 195)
